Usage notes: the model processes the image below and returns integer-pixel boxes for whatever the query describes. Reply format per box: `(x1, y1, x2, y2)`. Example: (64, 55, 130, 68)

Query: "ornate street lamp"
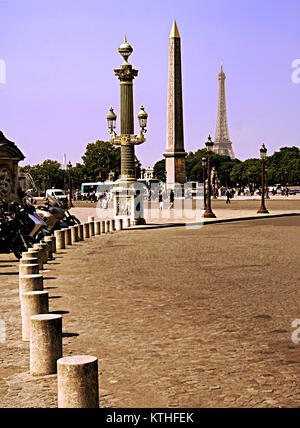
(204, 135, 216, 218)
(106, 36, 148, 225)
(257, 144, 269, 214)
(106, 37, 148, 183)
(137, 105, 148, 135)
(202, 157, 207, 209)
(67, 161, 74, 208)
(106, 107, 117, 140)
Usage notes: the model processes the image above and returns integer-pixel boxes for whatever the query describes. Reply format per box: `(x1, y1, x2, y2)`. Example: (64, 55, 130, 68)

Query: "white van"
(46, 189, 68, 204)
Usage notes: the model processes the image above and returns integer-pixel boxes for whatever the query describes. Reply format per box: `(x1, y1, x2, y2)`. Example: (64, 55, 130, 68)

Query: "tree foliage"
(21, 160, 66, 192)
(81, 140, 121, 182)
(153, 159, 166, 182)
(153, 146, 300, 187)
(266, 146, 300, 185)
(22, 145, 300, 195)
(154, 149, 239, 186)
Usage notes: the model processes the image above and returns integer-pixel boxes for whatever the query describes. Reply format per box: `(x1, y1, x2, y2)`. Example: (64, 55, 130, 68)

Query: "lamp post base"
(203, 210, 216, 219)
(257, 207, 269, 214)
(113, 186, 146, 226)
(132, 218, 146, 226)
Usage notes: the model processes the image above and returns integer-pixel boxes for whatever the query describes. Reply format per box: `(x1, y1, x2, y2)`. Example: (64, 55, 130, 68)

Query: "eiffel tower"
(213, 63, 235, 159)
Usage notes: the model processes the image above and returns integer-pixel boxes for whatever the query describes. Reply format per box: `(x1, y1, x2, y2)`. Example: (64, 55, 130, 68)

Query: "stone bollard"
(71, 225, 79, 244)
(88, 216, 95, 223)
(30, 314, 62, 376)
(89, 222, 95, 237)
(123, 217, 131, 228)
(26, 249, 43, 270)
(34, 243, 48, 264)
(44, 236, 54, 260)
(100, 220, 105, 234)
(19, 274, 43, 299)
(19, 263, 39, 276)
(51, 235, 57, 254)
(105, 220, 110, 233)
(21, 291, 49, 341)
(95, 221, 101, 235)
(116, 218, 123, 231)
(64, 228, 72, 246)
(83, 223, 90, 239)
(109, 219, 115, 232)
(55, 230, 65, 251)
(57, 355, 99, 408)
(20, 257, 39, 266)
(78, 224, 84, 241)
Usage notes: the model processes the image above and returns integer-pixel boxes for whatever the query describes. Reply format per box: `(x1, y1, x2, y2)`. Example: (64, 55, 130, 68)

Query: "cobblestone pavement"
(1, 216, 300, 407)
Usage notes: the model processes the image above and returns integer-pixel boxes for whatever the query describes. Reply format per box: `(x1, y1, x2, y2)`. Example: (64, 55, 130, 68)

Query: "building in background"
(140, 167, 154, 181)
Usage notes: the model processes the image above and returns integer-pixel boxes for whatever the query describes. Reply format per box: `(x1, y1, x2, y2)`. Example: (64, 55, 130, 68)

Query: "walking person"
(158, 191, 163, 210)
(169, 189, 175, 210)
(225, 187, 231, 204)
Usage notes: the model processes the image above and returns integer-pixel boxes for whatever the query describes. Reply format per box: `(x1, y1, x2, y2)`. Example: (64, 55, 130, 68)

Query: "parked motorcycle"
(0, 199, 49, 259)
(35, 194, 80, 233)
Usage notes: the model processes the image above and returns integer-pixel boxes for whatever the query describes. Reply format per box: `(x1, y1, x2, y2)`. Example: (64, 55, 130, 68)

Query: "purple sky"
(0, 0, 299, 168)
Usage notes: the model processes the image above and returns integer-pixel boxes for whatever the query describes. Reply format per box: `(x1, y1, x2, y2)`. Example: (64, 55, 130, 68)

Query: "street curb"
(124, 212, 300, 231)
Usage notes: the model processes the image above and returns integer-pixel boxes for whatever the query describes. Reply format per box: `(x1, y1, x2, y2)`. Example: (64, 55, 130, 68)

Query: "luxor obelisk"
(164, 20, 187, 187)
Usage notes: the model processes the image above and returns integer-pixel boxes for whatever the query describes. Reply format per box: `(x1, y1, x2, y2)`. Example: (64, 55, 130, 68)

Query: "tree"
(266, 146, 300, 185)
(71, 163, 85, 190)
(21, 160, 66, 193)
(81, 140, 121, 182)
(153, 159, 166, 182)
(230, 158, 261, 187)
(153, 149, 239, 185)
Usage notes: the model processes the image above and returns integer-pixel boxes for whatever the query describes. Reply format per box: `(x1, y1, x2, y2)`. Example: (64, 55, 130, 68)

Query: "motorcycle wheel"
(74, 216, 81, 224)
(13, 236, 33, 260)
(69, 216, 81, 225)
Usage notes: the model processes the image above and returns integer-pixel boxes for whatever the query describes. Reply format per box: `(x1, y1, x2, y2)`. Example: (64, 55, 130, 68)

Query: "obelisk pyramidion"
(164, 20, 187, 187)
(213, 63, 235, 159)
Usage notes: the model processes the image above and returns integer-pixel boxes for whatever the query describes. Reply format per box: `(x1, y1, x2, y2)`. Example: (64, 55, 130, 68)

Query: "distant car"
(288, 189, 300, 196)
(46, 189, 68, 204)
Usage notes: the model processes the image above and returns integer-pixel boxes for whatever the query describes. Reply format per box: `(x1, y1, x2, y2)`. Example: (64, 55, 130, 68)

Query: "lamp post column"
(114, 38, 138, 183)
(265, 167, 270, 199)
(202, 157, 207, 210)
(107, 37, 148, 225)
(67, 161, 73, 208)
(257, 144, 269, 214)
(203, 135, 216, 219)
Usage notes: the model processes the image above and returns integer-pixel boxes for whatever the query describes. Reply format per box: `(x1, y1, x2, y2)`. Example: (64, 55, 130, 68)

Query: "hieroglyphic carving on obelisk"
(164, 20, 187, 186)
(213, 63, 235, 159)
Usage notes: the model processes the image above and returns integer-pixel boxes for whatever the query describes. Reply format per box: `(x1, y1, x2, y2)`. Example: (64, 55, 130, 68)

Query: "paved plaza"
(72, 197, 300, 224)
(1, 213, 300, 407)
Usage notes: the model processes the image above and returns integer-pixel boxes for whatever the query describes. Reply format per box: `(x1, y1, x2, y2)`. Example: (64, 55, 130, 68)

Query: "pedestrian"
(102, 192, 108, 209)
(169, 189, 175, 209)
(225, 187, 231, 204)
(158, 191, 163, 210)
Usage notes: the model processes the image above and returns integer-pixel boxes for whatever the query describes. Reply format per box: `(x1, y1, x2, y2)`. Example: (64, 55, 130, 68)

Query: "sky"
(0, 0, 299, 168)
